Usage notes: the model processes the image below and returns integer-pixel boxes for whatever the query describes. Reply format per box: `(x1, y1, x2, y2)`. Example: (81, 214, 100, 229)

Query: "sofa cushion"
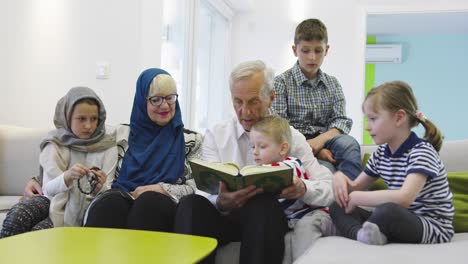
(361, 152, 371, 168)
(296, 233, 468, 264)
(0, 196, 22, 226)
(0, 196, 22, 211)
(448, 171, 468, 233)
(0, 125, 48, 196)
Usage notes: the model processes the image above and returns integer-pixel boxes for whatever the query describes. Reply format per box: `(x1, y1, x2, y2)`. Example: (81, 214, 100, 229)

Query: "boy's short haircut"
(252, 115, 292, 145)
(294, 18, 328, 45)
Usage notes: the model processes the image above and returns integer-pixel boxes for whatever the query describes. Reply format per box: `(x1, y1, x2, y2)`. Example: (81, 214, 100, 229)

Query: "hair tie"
(415, 111, 426, 122)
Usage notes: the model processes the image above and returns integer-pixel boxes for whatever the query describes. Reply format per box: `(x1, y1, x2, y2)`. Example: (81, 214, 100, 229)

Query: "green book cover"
(190, 159, 293, 194)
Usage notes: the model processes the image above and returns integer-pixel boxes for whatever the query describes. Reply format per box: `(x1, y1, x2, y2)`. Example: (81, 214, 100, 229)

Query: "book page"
(240, 164, 291, 176)
(192, 160, 240, 176)
(190, 159, 243, 194)
(241, 168, 293, 193)
(190, 159, 292, 194)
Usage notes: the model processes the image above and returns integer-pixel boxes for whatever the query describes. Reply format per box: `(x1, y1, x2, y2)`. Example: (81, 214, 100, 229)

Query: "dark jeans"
(83, 189, 176, 232)
(329, 202, 423, 243)
(174, 194, 288, 264)
(306, 134, 362, 180)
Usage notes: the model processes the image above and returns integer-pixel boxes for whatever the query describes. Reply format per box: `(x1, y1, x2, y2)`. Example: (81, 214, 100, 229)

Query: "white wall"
(0, 0, 164, 129)
(0, 4, 6, 90)
(2, 0, 468, 140)
(230, 0, 366, 141)
(230, 0, 468, 142)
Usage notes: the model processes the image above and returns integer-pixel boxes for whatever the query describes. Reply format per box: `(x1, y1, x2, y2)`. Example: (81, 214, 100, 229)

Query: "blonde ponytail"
(418, 117, 443, 152)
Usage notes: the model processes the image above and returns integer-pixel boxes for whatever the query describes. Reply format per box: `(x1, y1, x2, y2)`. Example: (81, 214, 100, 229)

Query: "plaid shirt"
(271, 62, 352, 137)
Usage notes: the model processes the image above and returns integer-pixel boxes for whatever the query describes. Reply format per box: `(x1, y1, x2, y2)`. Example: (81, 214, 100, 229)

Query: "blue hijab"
(112, 68, 185, 192)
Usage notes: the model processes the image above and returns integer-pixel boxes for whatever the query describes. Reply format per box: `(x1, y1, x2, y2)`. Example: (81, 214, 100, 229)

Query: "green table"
(0, 227, 217, 263)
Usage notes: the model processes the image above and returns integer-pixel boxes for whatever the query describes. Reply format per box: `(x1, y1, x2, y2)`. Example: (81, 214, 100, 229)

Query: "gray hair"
(229, 60, 275, 99)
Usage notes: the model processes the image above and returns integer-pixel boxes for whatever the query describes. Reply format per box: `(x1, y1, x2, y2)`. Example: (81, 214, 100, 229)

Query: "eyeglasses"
(146, 94, 178, 106)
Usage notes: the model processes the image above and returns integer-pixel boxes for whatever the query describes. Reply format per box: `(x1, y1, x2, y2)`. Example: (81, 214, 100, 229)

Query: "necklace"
(77, 170, 98, 195)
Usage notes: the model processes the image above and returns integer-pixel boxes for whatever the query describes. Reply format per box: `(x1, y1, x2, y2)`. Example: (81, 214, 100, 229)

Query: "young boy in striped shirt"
(250, 115, 329, 261)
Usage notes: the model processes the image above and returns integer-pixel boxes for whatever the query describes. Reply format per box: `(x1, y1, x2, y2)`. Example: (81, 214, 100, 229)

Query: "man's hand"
(131, 184, 168, 199)
(23, 178, 43, 198)
(279, 175, 306, 199)
(216, 182, 262, 211)
(317, 148, 336, 164)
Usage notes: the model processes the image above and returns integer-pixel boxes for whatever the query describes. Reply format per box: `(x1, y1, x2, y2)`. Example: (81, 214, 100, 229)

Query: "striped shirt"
(268, 157, 319, 228)
(271, 62, 352, 137)
(365, 132, 454, 243)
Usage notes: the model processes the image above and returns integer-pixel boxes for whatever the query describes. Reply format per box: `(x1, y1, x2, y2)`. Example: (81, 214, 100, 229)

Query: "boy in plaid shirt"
(272, 18, 361, 181)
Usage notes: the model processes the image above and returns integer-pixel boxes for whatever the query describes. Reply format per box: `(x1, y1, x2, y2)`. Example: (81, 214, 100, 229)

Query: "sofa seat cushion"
(0, 196, 22, 227)
(448, 171, 468, 233)
(296, 233, 468, 264)
(0, 196, 22, 211)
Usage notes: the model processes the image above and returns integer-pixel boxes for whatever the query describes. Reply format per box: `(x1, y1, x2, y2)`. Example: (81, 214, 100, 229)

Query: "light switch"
(96, 62, 110, 79)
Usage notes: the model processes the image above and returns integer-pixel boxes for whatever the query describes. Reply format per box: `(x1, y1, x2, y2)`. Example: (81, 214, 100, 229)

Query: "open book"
(189, 159, 293, 194)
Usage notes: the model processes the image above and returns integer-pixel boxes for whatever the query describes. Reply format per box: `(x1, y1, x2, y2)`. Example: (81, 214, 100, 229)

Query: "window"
(161, 0, 191, 123)
(161, 0, 232, 133)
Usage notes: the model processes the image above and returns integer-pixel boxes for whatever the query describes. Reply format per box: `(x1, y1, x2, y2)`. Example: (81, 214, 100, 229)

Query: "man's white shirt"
(198, 116, 334, 208)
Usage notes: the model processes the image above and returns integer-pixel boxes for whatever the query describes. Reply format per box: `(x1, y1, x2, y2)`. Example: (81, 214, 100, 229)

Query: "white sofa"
(214, 139, 468, 264)
(0, 125, 49, 225)
(294, 140, 468, 264)
(1, 125, 467, 264)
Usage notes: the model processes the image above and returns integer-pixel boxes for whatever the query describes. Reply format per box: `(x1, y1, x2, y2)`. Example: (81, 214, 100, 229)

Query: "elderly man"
(174, 60, 333, 264)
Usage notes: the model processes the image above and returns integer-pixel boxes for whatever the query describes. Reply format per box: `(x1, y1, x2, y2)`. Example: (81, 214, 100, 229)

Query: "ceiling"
(367, 11, 468, 35)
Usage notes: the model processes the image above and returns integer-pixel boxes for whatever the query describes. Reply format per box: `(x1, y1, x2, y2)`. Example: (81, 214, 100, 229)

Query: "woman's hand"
(333, 171, 355, 208)
(279, 175, 306, 199)
(64, 163, 90, 187)
(131, 184, 168, 199)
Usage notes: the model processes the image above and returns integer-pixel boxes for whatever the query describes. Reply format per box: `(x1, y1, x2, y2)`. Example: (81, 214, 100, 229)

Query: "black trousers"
(174, 194, 288, 264)
(83, 189, 176, 232)
(330, 202, 423, 243)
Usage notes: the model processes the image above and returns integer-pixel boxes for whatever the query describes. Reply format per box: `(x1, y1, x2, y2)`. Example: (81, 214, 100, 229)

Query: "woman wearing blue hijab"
(84, 68, 197, 231)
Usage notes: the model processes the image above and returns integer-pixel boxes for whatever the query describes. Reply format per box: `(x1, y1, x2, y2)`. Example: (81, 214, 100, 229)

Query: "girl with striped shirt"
(328, 81, 454, 245)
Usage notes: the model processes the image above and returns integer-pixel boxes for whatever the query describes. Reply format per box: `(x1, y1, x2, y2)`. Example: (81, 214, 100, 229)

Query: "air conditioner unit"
(366, 44, 402, 64)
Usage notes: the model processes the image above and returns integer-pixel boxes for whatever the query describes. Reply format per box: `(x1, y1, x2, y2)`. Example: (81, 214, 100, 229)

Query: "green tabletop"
(0, 227, 217, 264)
